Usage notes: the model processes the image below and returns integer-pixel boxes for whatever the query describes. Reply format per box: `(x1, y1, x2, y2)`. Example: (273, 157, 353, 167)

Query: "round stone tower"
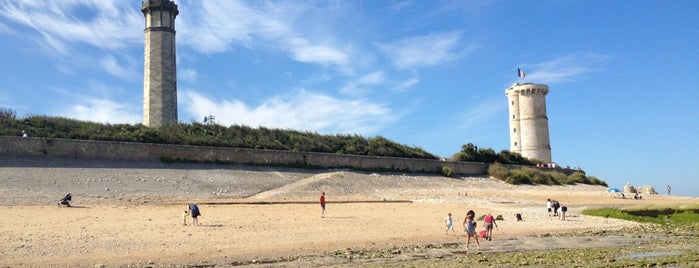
(142, 0, 179, 128)
(505, 83, 552, 162)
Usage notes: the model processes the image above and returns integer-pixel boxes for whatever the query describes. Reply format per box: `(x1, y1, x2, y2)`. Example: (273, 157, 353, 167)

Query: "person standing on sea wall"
(667, 185, 671, 195)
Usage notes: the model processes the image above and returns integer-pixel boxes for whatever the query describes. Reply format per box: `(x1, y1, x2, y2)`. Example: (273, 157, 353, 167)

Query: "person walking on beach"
(667, 185, 671, 195)
(445, 213, 456, 235)
(188, 204, 201, 226)
(462, 210, 481, 253)
(320, 192, 326, 218)
(546, 199, 552, 216)
(483, 212, 498, 241)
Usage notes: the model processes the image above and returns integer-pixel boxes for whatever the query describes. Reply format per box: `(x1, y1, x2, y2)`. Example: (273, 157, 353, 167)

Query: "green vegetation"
(2, 108, 608, 186)
(452, 143, 535, 165)
(0, 110, 435, 159)
(488, 163, 608, 187)
(440, 166, 453, 177)
(583, 204, 699, 228)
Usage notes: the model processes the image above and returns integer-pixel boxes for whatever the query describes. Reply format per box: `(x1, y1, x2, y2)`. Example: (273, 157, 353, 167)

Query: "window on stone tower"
(153, 11, 162, 27)
(511, 101, 514, 105)
(513, 128, 517, 133)
(512, 114, 515, 119)
(514, 142, 518, 147)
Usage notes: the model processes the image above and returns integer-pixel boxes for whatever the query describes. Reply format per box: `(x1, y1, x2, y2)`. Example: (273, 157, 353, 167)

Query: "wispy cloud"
(522, 52, 609, 84)
(64, 98, 140, 124)
(457, 97, 506, 130)
(100, 55, 135, 80)
(180, 1, 351, 71)
(377, 31, 473, 69)
(389, 1, 417, 12)
(391, 77, 420, 93)
(179, 68, 198, 83)
(182, 89, 396, 135)
(0, 1, 141, 54)
(339, 71, 385, 95)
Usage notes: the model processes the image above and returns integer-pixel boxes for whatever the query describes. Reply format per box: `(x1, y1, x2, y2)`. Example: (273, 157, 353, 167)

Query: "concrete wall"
(0, 136, 488, 175)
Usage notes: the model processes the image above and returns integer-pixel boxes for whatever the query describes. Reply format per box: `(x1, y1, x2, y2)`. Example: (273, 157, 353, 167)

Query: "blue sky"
(1, 1, 697, 197)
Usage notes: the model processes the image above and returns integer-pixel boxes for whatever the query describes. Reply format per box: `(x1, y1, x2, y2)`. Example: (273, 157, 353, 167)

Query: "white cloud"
(284, 37, 349, 66)
(182, 89, 396, 135)
(457, 97, 506, 130)
(391, 77, 420, 92)
(0, 1, 142, 53)
(180, 1, 351, 71)
(523, 52, 609, 84)
(389, 1, 417, 11)
(339, 71, 385, 95)
(65, 98, 140, 124)
(179, 68, 198, 83)
(377, 31, 468, 69)
(100, 55, 134, 80)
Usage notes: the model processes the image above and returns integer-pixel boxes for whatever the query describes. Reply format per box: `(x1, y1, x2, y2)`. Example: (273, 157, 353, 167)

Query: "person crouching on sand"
(463, 210, 481, 253)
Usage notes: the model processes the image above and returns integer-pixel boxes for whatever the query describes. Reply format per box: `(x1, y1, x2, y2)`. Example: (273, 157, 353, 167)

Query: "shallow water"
(621, 251, 681, 260)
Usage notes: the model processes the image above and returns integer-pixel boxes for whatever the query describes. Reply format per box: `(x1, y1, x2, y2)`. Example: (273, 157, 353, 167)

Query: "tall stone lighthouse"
(505, 83, 552, 162)
(141, 0, 179, 128)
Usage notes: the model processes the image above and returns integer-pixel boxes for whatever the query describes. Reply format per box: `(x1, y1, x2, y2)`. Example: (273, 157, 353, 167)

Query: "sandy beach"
(1, 156, 696, 267)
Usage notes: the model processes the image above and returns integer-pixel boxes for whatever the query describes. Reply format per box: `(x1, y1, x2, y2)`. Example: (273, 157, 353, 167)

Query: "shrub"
(490, 164, 606, 187)
(487, 163, 509, 181)
(0, 109, 438, 160)
(568, 172, 590, 184)
(0, 107, 16, 121)
(588, 176, 608, 187)
(506, 171, 531, 185)
(441, 166, 453, 177)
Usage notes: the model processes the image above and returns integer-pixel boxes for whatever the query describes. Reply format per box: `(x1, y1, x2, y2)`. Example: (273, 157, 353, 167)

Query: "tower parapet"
(142, 0, 179, 128)
(505, 83, 552, 162)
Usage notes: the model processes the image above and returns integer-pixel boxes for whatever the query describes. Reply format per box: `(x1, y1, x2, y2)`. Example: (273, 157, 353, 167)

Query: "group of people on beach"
(445, 210, 499, 253)
(546, 198, 567, 220)
(182, 203, 201, 226)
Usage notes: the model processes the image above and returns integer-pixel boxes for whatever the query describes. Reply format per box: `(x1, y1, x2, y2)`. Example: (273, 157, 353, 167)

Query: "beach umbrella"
(608, 188, 620, 193)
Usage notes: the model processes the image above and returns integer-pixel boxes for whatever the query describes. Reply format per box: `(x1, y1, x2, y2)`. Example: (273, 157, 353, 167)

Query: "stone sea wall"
(0, 136, 488, 175)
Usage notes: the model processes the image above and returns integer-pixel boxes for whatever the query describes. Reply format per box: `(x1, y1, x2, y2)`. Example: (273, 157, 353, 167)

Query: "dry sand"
(1, 156, 696, 267)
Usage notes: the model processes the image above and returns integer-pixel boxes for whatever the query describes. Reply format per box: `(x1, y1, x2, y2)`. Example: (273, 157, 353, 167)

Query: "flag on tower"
(517, 68, 526, 78)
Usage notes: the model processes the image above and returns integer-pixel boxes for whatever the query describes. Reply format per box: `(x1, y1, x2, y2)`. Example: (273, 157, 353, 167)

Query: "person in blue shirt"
(188, 204, 201, 226)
